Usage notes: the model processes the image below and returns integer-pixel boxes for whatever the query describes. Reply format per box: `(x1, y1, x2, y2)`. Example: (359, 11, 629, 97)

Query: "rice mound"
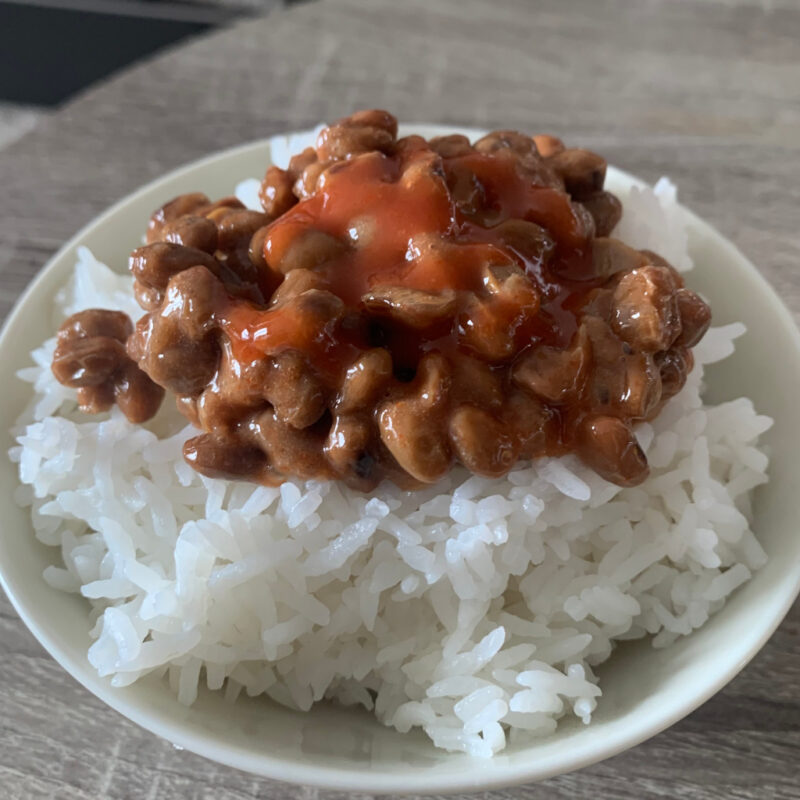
(9, 172, 772, 758)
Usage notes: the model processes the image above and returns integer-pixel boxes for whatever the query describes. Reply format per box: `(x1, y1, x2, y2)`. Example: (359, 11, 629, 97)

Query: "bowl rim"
(2, 126, 800, 794)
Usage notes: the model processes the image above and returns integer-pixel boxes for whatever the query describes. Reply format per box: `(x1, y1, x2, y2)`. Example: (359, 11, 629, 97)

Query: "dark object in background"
(0, 0, 261, 106)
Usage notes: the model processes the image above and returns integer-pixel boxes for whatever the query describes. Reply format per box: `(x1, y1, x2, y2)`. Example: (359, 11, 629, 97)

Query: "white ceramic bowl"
(1, 126, 799, 795)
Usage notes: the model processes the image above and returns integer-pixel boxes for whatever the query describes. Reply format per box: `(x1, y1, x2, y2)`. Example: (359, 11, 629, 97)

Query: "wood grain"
(1, 0, 799, 797)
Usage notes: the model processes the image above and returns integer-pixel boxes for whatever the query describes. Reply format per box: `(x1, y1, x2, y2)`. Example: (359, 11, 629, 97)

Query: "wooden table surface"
(1, 0, 799, 797)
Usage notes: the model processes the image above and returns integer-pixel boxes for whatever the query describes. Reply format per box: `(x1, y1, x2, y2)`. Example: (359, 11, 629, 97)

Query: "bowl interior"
(1, 126, 799, 794)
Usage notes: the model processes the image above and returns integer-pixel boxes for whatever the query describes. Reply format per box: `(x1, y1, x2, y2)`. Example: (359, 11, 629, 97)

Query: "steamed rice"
(9, 170, 772, 757)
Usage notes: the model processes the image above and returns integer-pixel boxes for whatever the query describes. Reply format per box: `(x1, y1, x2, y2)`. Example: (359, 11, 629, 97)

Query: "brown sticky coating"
(512, 327, 590, 404)
(575, 415, 649, 487)
(52, 309, 164, 423)
(547, 148, 608, 198)
(51, 110, 711, 490)
(580, 191, 622, 237)
(449, 405, 518, 477)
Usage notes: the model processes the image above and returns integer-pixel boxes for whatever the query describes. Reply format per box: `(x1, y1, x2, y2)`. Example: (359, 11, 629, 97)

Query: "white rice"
(9, 176, 772, 758)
